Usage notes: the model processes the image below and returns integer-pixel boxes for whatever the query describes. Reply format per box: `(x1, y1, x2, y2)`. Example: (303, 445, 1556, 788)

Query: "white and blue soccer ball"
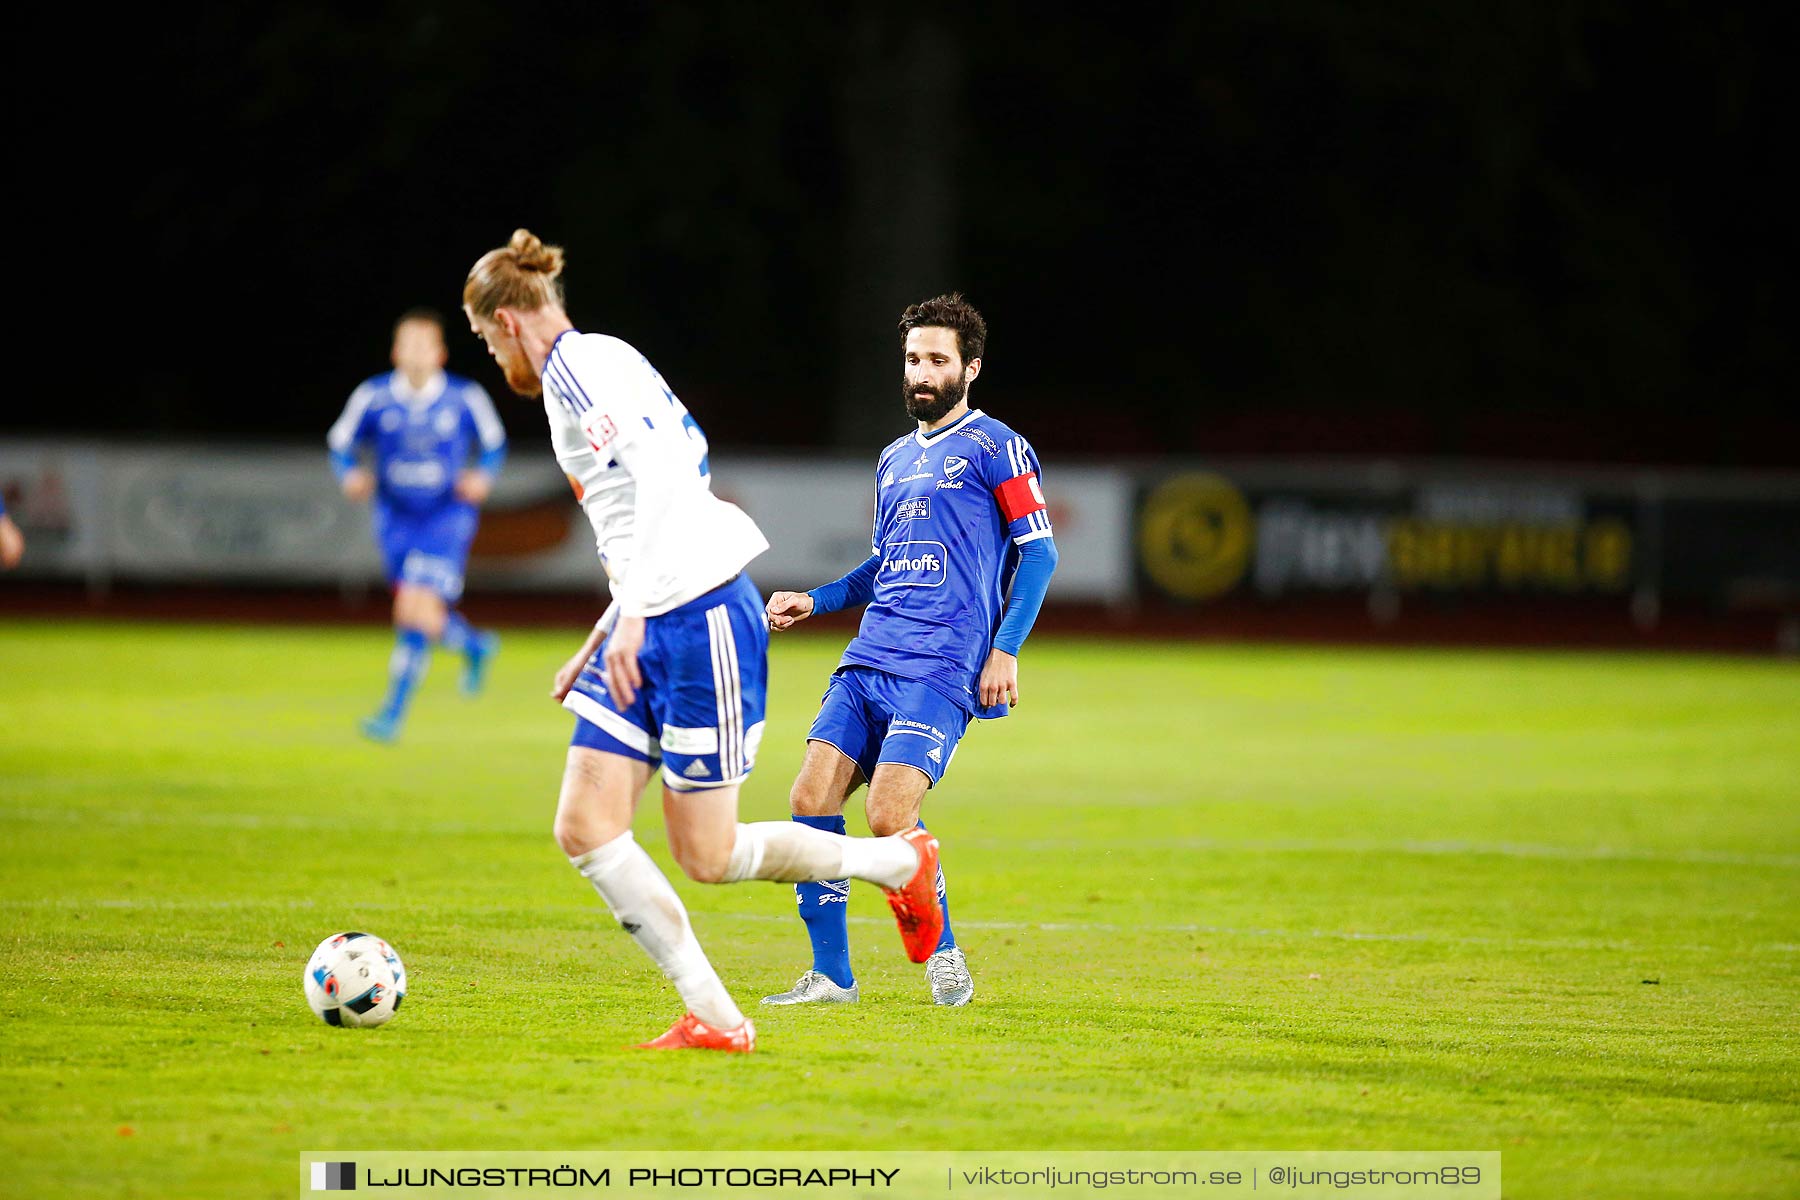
(303, 932, 407, 1028)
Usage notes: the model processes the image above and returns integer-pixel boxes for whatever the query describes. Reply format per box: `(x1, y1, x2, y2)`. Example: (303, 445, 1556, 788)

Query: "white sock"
(722, 822, 917, 890)
(570, 831, 745, 1030)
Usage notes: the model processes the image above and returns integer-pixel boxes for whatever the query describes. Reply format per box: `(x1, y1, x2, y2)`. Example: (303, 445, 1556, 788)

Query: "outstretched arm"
(766, 552, 882, 631)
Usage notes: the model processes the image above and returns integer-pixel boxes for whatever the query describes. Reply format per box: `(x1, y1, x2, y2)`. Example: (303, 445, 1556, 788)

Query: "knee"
(553, 810, 604, 859)
(554, 758, 620, 858)
(394, 588, 444, 638)
(414, 602, 447, 640)
(866, 808, 915, 838)
(672, 842, 732, 885)
(789, 778, 844, 819)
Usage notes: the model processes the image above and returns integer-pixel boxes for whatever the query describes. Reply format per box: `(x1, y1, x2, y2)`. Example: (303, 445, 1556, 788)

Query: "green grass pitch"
(1, 619, 1796, 1198)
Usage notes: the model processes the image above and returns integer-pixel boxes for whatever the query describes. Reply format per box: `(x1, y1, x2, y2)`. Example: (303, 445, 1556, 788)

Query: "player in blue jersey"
(327, 309, 508, 743)
(763, 293, 1058, 1007)
(0, 492, 23, 570)
(460, 229, 947, 1053)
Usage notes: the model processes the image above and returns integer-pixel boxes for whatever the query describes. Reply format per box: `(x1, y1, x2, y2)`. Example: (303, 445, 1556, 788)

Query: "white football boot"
(925, 946, 974, 1006)
(760, 970, 860, 1006)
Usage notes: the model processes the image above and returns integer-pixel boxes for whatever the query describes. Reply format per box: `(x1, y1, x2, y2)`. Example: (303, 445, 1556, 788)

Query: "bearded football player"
(764, 293, 1058, 1007)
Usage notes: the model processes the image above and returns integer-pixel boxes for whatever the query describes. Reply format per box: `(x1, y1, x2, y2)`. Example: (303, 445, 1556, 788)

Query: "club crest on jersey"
(944, 456, 970, 481)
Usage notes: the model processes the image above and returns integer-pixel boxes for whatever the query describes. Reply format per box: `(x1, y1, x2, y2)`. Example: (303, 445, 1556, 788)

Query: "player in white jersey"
(461, 229, 947, 1052)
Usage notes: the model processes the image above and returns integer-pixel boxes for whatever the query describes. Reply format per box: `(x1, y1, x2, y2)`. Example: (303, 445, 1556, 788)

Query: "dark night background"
(12, 2, 1789, 466)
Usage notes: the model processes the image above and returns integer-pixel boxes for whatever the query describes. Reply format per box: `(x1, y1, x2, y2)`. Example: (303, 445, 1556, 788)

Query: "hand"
(340, 468, 374, 502)
(766, 590, 815, 631)
(455, 469, 493, 505)
(602, 615, 647, 707)
(0, 514, 23, 570)
(551, 647, 588, 703)
(978, 648, 1019, 708)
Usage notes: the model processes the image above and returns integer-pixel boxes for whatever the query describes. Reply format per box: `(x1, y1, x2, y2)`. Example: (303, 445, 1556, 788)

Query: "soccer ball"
(303, 932, 407, 1027)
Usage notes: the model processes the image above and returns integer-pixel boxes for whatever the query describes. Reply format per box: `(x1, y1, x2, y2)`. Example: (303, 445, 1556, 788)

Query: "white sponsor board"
(105, 448, 376, 579)
(0, 441, 111, 580)
(0, 440, 1131, 602)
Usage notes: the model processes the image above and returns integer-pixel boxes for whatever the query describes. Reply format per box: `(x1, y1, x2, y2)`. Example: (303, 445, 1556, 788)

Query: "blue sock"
(921, 820, 956, 954)
(793, 814, 854, 988)
(377, 628, 431, 722)
(439, 610, 474, 654)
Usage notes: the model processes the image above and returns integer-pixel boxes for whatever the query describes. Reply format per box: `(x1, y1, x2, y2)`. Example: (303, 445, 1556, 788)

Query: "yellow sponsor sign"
(1137, 473, 1253, 600)
(1137, 474, 1635, 600)
(1387, 518, 1632, 592)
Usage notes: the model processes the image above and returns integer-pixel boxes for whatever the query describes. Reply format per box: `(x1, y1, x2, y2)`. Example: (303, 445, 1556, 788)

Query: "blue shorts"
(564, 574, 768, 792)
(807, 666, 971, 789)
(373, 502, 478, 602)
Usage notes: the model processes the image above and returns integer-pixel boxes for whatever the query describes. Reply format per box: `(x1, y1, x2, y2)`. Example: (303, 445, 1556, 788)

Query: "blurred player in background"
(0, 492, 24, 569)
(764, 293, 1058, 1008)
(462, 229, 947, 1053)
(327, 309, 508, 743)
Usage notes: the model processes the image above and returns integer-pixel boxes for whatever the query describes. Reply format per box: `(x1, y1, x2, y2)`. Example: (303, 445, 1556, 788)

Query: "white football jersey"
(540, 331, 767, 617)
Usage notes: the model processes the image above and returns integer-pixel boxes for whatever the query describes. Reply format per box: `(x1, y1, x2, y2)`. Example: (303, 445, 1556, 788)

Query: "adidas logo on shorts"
(927, 747, 943, 764)
(683, 761, 711, 778)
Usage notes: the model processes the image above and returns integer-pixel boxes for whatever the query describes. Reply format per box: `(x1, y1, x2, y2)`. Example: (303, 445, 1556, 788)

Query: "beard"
(903, 374, 966, 424)
(501, 353, 542, 398)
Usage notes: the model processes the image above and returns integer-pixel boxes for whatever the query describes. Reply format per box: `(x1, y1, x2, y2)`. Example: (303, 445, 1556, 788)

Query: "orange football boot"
(884, 827, 944, 963)
(634, 1012, 756, 1053)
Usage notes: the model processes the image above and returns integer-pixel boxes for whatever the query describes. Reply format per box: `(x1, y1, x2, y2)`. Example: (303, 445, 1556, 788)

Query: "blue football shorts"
(807, 666, 971, 789)
(564, 574, 769, 792)
(372, 501, 478, 602)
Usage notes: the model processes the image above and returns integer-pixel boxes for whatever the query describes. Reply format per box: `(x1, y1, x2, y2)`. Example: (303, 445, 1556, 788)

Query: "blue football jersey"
(838, 408, 1053, 718)
(328, 371, 507, 514)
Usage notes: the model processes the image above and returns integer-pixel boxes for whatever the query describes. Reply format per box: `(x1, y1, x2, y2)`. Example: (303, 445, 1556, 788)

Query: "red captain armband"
(993, 471, 1048, 521)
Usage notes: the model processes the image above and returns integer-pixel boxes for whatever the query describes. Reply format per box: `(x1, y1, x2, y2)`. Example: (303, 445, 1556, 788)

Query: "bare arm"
(551, 602, 619, 701)
(0, 513, 23, 570)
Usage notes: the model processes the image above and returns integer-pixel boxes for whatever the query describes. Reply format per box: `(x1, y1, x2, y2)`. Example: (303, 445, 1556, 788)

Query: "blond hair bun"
(464, 229, 567, 317)
(508, 229, 565, 277)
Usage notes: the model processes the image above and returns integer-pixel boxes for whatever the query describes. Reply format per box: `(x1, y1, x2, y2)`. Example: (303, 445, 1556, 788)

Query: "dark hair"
(394, 307, 445, 335)
(898, 292, 986, 364)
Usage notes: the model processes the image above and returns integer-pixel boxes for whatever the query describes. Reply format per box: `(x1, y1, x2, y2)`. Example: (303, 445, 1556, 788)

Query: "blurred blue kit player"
(327, 308, 508, 742)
